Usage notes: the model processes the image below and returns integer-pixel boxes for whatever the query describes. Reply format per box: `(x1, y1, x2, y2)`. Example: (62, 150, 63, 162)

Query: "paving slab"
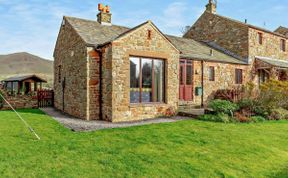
(40, 107, 192, 132)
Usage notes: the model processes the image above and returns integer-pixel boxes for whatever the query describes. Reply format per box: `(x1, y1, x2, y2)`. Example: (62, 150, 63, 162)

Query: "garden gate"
(37, 90, 54, 108)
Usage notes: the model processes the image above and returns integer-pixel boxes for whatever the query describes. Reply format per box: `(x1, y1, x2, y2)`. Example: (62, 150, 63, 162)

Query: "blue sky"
(0, 0, 287, 60)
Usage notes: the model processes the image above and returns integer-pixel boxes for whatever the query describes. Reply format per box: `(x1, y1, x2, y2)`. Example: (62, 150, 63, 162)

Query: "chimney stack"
(206, 0, 217, 14)
(97, 4, 112, 26)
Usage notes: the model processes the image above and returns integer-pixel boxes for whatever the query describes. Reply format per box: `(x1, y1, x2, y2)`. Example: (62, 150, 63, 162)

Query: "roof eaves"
(180, 55, 248, 65)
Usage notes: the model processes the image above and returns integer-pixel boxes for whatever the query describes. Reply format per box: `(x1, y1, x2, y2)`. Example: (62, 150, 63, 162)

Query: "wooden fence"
(37, 90, 54, 108)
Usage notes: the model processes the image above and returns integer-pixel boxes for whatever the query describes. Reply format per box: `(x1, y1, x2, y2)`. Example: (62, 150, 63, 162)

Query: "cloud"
(153, 2, 203, 36)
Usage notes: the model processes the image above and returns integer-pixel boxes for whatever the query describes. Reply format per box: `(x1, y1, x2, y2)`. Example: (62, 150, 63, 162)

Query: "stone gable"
(109, 22, 180, 122)
(184, 12, 250, 61)
(53, 19, 89, 120)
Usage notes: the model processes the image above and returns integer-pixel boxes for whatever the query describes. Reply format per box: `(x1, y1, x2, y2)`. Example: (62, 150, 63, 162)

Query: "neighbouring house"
(2, 75, 47, 95)
(184, 0, 288, 85)
(53, 1, 288, 122)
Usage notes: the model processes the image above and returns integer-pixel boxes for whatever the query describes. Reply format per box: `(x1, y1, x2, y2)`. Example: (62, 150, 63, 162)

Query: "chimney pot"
(206, 0, 217, 14)
(97, 4, 112, 26)
(210, 49, 214, 56)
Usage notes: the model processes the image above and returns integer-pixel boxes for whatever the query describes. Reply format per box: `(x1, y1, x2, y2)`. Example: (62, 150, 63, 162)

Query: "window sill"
(129, 103, 168, 108)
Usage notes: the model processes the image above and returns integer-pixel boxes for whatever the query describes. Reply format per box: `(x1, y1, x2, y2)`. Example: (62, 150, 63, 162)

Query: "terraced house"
(54, 1, 288, 122)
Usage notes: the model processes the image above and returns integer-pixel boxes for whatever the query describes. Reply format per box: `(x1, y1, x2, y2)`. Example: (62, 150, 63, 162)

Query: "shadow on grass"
(270, 166, 288, 178)
(1, 108, 46, 116)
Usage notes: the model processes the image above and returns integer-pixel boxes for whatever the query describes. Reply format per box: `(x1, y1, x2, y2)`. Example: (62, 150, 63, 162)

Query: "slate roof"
(167, 35, 246, 64)
(65, 16, 247, 65)
(255, 56, 288, 69)
(206, 12, 288, 39)
(275, 26, 288, 37)
(3, 75, 47, 82)
(65, 16, 130, 46)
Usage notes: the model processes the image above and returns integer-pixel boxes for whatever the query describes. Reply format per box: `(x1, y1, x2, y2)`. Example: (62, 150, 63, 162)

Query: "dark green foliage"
(198, 113, 232, 123)
(0, 91, 4, 109)
(208, 99, 239, 115)
(250, 116, 266, 122)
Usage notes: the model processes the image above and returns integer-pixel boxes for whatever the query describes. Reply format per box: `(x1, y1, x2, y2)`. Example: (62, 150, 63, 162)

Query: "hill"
(0, 52, 53, 87)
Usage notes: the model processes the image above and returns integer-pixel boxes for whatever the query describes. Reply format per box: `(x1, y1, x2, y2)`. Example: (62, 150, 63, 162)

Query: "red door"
(179, 59, 193, 101)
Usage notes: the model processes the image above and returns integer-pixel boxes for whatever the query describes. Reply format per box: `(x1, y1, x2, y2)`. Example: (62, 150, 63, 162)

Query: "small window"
(208, 66, 215, 81)
(281, 39, 286, 52)
(235, 69, 243, 84)
(147, 30, 152, 40)
(257, 32, 263, 45)
(58, 65, 62, 83)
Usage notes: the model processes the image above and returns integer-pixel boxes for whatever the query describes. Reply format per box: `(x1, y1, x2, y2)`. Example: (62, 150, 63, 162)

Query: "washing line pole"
(0, 92, 41, 140)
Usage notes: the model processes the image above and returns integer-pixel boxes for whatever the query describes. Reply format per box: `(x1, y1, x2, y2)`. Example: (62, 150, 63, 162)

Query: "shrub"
(259, 80, 288, 111)
(214, 88, 243, 102)
(197, 113, 232, 123)
(250, 116, 266, 123)
(0, 91, 4, 109)
(234, 112, 251, 123)
(268, 108, 288, 120)
(208, 99, 239, 115)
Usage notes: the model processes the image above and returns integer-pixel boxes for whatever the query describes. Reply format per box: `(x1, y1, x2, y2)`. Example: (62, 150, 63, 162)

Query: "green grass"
(1, 109, 288, 178)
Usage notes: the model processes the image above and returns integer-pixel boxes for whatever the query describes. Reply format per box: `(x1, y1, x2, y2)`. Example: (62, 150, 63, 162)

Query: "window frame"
(257, 32, 263, 45)
(281, 39, 286, 52)
(129, 56, 166, 104)
(235, 69, 243, 84)
(208, 66, 215, 81)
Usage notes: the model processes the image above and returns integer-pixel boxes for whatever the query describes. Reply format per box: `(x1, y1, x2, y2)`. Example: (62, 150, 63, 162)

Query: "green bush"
(0, 91, 4, 109)
(238, 99, 254, 110)
(259, 80, 288, 111)
(198, 113, 232, 123)
(208, 99, 239, 115)
(268, 108, 288, 120)
(250, 116, 266, 123)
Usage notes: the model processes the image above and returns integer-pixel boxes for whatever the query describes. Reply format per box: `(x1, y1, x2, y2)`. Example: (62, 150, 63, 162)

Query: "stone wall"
(87, 48, 101, 120)
(53, 17, 89, 120)
(181, 60, 248, 106)
(249, 28, 288, 60)
(101, 45, 113, 121)
(0, 90, 38, 110)
(184, 12, 249, 61)
(108, 22, 180, 122)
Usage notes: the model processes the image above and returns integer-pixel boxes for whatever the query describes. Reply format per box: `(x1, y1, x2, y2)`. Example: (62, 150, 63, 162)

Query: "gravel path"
(40, 107, 191, 132)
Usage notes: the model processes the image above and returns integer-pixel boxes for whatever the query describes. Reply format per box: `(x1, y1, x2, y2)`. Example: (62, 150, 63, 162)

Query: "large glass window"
(130, 57, 165, 103)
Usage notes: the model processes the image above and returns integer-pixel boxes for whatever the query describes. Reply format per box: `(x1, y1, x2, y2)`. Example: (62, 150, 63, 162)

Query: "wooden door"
(179, 60, 185, 100)
(179, 59, 193, 101)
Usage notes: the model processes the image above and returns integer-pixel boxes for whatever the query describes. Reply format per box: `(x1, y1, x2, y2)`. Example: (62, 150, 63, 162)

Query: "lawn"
(1, 109, 288, 178)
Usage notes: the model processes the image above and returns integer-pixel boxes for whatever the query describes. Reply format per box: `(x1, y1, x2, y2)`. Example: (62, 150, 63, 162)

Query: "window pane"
(236, 69, 243, 84)
(209, 67, 215, 81)
(180, 65, 184, 85)
(153, 60, 165, 102)
(141, 59, 153, 102)
(186, 65, 193, 85)
(130, 57, 140, 103)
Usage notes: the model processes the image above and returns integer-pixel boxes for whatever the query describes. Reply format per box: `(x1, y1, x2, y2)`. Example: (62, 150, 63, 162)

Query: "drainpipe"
(62, 77, 66, 112)
(96, 48, 103, 120)
(201, 60, 204, 108)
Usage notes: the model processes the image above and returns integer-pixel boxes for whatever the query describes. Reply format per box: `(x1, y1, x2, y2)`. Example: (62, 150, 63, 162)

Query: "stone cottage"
(54, 1, 288, 122)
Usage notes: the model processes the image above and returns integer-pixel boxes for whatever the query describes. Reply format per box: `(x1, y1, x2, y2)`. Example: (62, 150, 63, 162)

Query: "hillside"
(0, 52, 53, 75)
(0, 52, 53, 87)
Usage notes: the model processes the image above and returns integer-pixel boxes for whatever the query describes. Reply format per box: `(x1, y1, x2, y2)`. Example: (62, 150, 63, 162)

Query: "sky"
(0, 0, 287, 60)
